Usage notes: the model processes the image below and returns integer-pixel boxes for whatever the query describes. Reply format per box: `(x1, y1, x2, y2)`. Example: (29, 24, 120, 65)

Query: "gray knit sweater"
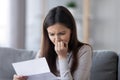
(56, 45, 92, 80)
(36, 45, 92, 80)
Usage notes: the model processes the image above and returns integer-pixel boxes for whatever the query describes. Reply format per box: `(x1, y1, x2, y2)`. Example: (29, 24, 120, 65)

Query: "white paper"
(12, 58, 60, 80)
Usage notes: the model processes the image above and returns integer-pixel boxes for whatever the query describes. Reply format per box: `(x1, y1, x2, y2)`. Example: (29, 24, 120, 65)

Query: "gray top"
(57, 45, 92, 80)
(37, 45, 92, 80)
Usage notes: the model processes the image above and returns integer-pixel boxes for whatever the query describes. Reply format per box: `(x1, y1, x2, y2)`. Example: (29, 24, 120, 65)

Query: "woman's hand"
(54, 40, 68, 59)
(13, 74, 28, 80)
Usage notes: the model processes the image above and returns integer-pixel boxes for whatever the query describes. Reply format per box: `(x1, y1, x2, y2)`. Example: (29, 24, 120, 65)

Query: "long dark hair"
(40, 6, 84, 76)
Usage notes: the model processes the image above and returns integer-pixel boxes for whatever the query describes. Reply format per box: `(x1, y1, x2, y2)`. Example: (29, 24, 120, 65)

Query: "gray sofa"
(90, 50, 119, 80)
(0, 47, 119, 80)
(0, 47, 36, 80)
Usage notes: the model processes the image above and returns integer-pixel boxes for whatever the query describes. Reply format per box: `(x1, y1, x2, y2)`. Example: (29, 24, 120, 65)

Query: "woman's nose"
(55, 35, 61, 42)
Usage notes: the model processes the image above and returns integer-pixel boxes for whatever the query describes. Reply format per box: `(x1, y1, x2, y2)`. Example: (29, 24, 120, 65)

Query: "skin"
(47, 23, 71, 59)
(13, 23, 71, 80)
(13, 74, 28, 80)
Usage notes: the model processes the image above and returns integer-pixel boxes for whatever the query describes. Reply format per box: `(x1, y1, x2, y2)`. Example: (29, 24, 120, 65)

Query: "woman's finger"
(13, 74, 28, 80)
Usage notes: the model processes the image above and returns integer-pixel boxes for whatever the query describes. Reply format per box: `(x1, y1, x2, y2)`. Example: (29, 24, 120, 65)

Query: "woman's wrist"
(58, 55, 67, 60)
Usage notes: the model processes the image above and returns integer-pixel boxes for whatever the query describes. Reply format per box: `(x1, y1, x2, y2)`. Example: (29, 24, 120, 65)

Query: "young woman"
(13, 6, 92, 80)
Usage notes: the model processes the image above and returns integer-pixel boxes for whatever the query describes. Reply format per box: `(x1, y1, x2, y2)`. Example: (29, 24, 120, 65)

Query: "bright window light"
(0, 0, 10, 47)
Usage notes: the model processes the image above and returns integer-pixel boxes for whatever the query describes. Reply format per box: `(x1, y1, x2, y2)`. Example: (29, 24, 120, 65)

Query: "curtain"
(10, 0, 26, 49)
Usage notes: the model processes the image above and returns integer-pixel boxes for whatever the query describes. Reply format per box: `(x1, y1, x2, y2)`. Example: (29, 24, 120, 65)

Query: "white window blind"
(0, 0, 10, 47)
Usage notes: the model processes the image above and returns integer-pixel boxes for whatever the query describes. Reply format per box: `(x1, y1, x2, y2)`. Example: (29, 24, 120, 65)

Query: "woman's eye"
(59, 33, 65, 35)
(49, 33, 54, 36)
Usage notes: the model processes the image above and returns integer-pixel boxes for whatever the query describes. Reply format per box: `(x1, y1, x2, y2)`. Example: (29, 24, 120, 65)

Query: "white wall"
(90, 0, 120, 52)
(69, 0, 120, 52)
(26, 0, 120, 52)
(26, 0, 42, 51)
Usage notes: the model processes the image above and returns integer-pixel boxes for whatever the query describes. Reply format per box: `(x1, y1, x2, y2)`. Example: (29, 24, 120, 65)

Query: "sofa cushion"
(90, 50, 118, 80)
(0, 47, 36, 80)
(118, 53, 120, 80)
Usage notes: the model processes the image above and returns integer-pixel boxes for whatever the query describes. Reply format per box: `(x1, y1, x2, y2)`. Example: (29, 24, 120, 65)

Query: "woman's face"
(47, 23, 71, 45)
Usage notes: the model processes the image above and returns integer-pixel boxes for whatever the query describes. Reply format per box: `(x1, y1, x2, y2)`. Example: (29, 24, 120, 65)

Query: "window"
(0, 0, 10, 47)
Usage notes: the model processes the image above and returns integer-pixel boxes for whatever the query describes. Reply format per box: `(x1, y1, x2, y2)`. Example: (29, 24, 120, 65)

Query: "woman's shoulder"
(77, 44, 92, 57)
(80, 44, 92, 50)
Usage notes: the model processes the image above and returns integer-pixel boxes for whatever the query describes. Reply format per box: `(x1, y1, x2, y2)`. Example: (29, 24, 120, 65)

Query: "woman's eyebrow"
(48, 32, 54, 34)
(59, 31, 66, 33)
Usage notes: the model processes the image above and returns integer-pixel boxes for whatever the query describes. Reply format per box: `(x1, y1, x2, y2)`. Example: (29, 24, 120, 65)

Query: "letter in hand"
(13, 74, 28, 80)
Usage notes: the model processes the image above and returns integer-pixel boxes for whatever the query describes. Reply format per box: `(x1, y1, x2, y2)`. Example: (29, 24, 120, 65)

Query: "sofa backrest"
(0, 47, 119, 80)
(90, 50, 118, 80)
(0, 47, 37, 80)
(118, 53, 120, 80)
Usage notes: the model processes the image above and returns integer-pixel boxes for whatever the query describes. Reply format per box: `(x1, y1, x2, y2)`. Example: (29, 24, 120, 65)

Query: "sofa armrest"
(90, 50, 118, 80)
(0, 47, 37, 80)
